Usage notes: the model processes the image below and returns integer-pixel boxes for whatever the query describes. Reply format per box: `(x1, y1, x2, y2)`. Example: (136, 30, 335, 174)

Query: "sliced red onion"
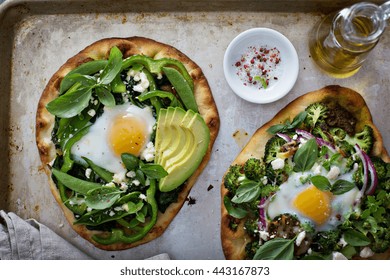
(276, 132, 292, 142)
(354, 144, 369, 194)
(362, 149, 378, 195)
(295, 129, 314, 139)
(258, 197, 270, 231)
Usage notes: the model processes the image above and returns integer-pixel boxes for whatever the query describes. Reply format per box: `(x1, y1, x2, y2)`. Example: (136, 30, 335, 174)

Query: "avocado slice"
(155, 107, 210, 192)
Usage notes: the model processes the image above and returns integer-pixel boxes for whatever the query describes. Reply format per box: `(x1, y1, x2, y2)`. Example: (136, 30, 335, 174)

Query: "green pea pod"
(60, 60, 108, 94)
(92, 179, 158, 244)
(82, 156, 113, 183)
(162, 67, 198, 112)
(52, 168, 102, 195)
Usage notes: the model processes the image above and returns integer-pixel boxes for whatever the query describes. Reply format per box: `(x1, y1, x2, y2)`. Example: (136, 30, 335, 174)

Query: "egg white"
(71, 103, 156, 175)
(266, 162, 361, 232)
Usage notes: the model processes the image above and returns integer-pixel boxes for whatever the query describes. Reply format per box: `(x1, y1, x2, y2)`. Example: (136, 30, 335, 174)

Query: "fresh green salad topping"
(224, 101, 390, 259)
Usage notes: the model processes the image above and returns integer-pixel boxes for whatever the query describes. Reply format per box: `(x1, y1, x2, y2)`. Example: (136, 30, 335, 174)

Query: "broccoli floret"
(224, 164, 244, 194)
(304, 102, 328, 129)
(345, 125, 374, 154)
(311, 230, 342, 255)
(312, 125, 331, 142)
(244, 218, 260, 237)
(329, 127, 347, 142)
(371, 157, 388, 182)
(371, 239, 390, 253)
(381, 179, 390, 192)
(352, 162, 364, 189)
(263, 136, 287, 164)
(244, 158, 266, 181)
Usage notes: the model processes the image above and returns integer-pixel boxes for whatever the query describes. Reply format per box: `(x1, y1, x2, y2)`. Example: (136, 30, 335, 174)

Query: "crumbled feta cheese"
(295, 231, 306, 246)
(85, 168, 92, 179)
(126, 170, 136, 178)
(120, 183, 128, 191)
(113, 172, 126, 184)
(87, 207, 93, 212)
(327, 166, 340, 180)
(132, 179, 140, 186)
(140, 141, 155, 162)
(133, 71, 150, 93)
(292, 134, 298, 140)
(109, 210, 115, 217)
(359, 247, 374, 258)
(261, 176, 268, 185)
(122, 203, 129, 212)
(157, 73, 163, 79)
(271, 158, 285, 170)
(114, 206, 123, 212)
(145, 178, 150, 186)
(139, 194, 147, 201)
(87, 109, 96, 117)
(338, 236, 347, 247)
(332, 252, 348, 260)
(105, 182, 116, 188)
(259, 230, 269, 241)
(311, 163, 322, 175)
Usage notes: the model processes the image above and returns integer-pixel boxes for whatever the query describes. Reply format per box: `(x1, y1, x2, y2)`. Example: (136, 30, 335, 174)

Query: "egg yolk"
(108, 115, 147, 157)
(293, 185, 332, 225)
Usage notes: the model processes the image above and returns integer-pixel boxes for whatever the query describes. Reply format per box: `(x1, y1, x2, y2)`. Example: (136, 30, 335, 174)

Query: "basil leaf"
(266, 124, 286, 134)
(46, 86, 93, 118)
(60, 60, 108, 94)
(343, 229, 371, 246)
(95, 86, 116, 107)
(331, 179, 356, 195)
(85, 186, 123, 210)
(311, 175, 331, 191)
(60, 73, 97, 90)
(51, 168, 102, 195)
(135, 169, 146, 186)
(253, 238, 295, 260)
(82, 156, 114, 183)
(290, 111, 307, 128)
(99, 46, 123, 85)
(121, 153, 139, 170)
(231, 181, 261, 204)
(140, 164, 168, 179)
(293, 138, 318, 172)
(223, 196, 248, 219)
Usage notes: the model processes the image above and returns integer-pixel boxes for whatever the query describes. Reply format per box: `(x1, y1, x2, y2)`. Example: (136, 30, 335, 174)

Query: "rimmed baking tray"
(0, 0, 388, 260)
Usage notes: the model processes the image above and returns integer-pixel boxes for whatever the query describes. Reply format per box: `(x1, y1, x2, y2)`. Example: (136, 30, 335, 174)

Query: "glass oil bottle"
(309, 1, 390, 78)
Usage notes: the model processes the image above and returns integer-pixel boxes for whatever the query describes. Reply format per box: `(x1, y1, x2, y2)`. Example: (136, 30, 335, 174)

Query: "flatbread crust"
(221, 85, 389, 260)
(36, 37, 219, 250)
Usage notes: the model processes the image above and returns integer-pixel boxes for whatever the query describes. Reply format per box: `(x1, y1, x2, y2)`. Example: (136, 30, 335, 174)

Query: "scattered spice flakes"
(186, 196, 197, 205)
(233, 45, 282, 91)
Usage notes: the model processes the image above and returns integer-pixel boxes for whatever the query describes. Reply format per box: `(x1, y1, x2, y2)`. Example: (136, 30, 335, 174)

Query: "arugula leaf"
(85, 186, 123, 210)
(223, 196, 248, 219)
(293, 138, 318, 172)
(99, 46, 123, 85)
(231, 180, 261, 204)
(46, 86, 93, 118)
(253, 238, 295, 260)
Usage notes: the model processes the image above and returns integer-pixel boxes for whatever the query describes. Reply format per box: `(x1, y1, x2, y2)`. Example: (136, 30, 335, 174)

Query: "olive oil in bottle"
(309, 1, 389, 78)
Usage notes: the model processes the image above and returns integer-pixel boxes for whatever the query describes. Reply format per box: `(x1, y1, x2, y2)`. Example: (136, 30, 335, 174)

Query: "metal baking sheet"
(0, 0, 389, 260)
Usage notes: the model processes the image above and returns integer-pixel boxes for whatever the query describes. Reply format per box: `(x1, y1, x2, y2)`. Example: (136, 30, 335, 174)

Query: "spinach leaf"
(95, 86, 116, 107)
(52, 168, 102, 195)
(293, 138, 318, 172)
(99, 46, 123, 85)
(121, 153, 139, 171)
(46, 86, 93, 118)
(253, 238, 295, 260)
(223, 196, 248, 219)
(85, 186, 123, 210)
(140, 164, 168, 179)
(343, 229, 371, 246)
(231, 180, 261, 204)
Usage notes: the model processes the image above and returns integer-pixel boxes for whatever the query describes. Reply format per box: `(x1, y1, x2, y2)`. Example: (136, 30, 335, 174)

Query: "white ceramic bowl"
(223, 28, 299, 104)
